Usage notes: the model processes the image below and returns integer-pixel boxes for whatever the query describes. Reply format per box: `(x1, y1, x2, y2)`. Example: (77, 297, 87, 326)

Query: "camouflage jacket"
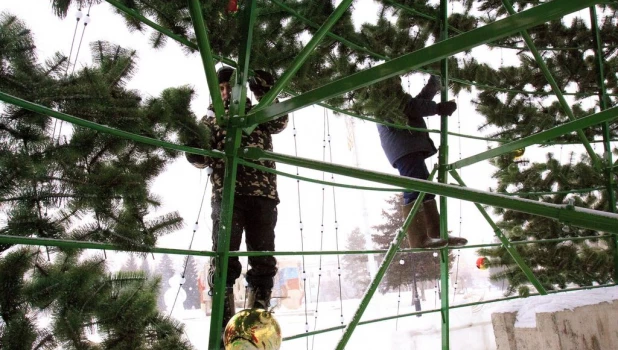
(189, 100, 288, 203)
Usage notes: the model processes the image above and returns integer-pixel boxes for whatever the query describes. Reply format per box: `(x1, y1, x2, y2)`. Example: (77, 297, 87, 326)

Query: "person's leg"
(393, 152, 435, 205)
(394, 153, 446, 248)
(208, 199, 245, 331)
(243, 197, 278, 309)
(394, 153, 467, 247)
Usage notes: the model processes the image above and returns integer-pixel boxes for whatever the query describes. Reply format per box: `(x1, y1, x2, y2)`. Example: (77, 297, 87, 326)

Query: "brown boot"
(402, 202, 447, 249)
(423, 199, 468, 246)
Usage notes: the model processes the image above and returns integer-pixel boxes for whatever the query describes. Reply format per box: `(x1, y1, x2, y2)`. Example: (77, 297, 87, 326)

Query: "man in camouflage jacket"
(186, 66, 287, 328)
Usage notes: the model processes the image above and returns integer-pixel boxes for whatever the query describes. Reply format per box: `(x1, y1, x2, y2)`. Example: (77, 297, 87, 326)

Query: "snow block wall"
(491, 287, 618, 350)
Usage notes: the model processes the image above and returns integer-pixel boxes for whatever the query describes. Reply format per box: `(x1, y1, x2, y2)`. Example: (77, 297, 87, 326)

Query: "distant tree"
(157, 254, 175, 311)
(139, 256, 152, 276)
(372, 194, 453, 294)
(182, 256, 201, 310)
(341, 228, 371, 298)
(122, 254, 139, 272)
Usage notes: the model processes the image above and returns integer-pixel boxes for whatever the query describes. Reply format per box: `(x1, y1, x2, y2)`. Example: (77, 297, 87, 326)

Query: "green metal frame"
(1, 1, 616, 349)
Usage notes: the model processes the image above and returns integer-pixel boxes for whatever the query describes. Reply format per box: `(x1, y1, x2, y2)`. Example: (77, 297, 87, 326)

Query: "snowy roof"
(492, 286, 618, 328)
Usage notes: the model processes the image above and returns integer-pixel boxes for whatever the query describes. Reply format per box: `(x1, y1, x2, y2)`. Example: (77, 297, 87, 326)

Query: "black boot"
(423, 199, 468, 246)
(222, 287, 235, 330)
(402, 202, 447, 249)
(246, 287, 272, 310)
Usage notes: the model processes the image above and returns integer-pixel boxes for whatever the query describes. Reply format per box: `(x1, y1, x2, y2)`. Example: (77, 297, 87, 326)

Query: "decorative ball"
(507, 162, 519, 174)
(476, 257, 488, 270)
(223, 309, 282, 350)
(512, 148, 525, 159)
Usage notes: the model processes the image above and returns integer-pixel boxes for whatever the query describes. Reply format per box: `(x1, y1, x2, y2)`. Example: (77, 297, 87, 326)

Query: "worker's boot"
(246, 286, 272, 310)
(423, 199, 468, 246)
(402, 202, 447, 249)
(221, 287, 236, 329)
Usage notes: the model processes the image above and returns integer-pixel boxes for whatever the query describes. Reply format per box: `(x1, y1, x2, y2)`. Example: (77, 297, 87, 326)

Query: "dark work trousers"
(208, 196, 278, 292)
(393, 152, 435, 205)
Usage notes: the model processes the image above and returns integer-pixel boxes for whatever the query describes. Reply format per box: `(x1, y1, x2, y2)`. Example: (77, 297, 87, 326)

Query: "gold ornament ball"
(223, 308, 282, 350)
(512, 148, 525, 159)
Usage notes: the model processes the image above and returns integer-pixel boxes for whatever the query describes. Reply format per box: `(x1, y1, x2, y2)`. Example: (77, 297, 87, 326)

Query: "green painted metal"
(450, 106, 618, 169)
(187, 0, 226, 124)
(242, 147, 618, 233)
(246, 0, 353, 133)
(270, 0, 388, 59)
(438, 2, 450, 347)
(589, 5, 618, 282)
(246, 0, 602, 125)
(106, 0, 197, 50)
(0, 235, 215, 257)
(0, 91, 221, 159)
(502, 0, 600, 169)
(335, 170, 437, 349)
(237, 159, 407, 192)
(385, 0, 463, 34)
(502, 187, 606, 197)
(449, 170, 547, 294)
(206, 1, 257, 347)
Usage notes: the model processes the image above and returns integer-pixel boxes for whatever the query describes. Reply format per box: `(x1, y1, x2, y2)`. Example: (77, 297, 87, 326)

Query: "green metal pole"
(186, 0, 226, 124)
(450, 105, 618, 170)
(241, 147, 618, 233)
(335, 170, 437, 349)
(0, 235, 216, 257)
(0, 91, 221, 160)
(449, 170, 547, 294)
(204, 0, 257, 347)
(250, 0, 353, 116)
(438, 1, 450, 348)
(501, 0, 601, 169)
(246, 0, 602, 125)
(589, 5, 618, 282)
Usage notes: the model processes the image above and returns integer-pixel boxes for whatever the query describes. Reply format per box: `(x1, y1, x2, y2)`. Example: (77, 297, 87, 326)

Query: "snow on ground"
(492, 285, 618, 328)
(176, 285, 618, 349)
(177, 285, 506, 350)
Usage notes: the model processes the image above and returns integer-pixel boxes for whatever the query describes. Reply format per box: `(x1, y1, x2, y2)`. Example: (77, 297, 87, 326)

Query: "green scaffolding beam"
(2, 1, 617, 349)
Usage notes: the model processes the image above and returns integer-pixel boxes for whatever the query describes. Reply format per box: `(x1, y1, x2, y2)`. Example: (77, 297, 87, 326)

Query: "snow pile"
(493, 286, 618, 328)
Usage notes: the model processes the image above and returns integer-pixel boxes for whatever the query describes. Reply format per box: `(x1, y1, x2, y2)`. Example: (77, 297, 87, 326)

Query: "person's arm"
(249, 70, 288, 134)
(404, 94, 457, 123)
(185, 113, 214, 168)
(262, 99, 288, 134)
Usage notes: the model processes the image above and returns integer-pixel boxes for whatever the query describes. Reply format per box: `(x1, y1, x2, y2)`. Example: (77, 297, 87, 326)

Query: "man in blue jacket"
(377, 75, 468, 248)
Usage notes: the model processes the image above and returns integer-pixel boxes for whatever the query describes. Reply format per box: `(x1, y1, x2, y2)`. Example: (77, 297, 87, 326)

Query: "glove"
(436, 100, 457, 116)
(249, 70, 275, 98)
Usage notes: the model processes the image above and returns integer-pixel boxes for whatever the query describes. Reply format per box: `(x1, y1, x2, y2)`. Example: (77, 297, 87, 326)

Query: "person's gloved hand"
(249, 70, 275, 99)
(436, 100, 457, 116)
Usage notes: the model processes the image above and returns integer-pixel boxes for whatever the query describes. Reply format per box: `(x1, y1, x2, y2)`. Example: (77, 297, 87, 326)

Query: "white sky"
(3, 1, 613, 349)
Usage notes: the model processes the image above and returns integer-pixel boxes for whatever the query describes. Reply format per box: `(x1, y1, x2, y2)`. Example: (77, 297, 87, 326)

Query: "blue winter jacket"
(377, 76, 441, 166)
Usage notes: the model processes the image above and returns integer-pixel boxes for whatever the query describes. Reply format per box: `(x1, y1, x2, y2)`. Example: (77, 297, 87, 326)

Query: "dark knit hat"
(217, 66, 235, 83)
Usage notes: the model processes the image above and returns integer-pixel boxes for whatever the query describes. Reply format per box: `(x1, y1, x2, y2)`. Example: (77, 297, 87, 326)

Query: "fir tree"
(341, 227, 371, 298)
(139, 256, 151, 276)
(0, 13, 196, 347)
(372, 194, 452, 293)
(465, 6, 618, 295)
(0, 248, 193, 349)
(181, 255, 200, 310)
(156, 254, 175, 312)
(122, 254, 139, 272)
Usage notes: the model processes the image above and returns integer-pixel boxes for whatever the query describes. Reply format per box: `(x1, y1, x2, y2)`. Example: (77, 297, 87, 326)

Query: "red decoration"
(226, 0, 238, 14)
(476, 257, 488, 270)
